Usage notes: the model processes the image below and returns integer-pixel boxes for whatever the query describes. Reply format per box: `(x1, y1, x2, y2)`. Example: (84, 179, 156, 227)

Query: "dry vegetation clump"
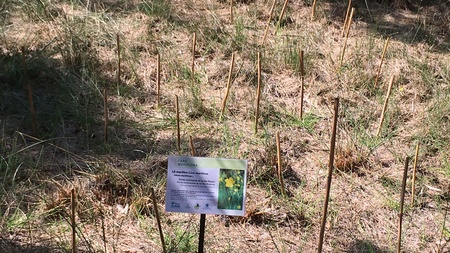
(1, 0, 450, 252)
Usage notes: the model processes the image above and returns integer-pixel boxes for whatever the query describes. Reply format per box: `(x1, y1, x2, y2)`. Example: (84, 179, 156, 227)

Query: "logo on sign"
(171, 202, 180, 208)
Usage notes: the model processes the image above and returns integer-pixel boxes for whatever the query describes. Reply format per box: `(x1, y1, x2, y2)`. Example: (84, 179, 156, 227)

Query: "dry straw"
(151, 187, 167, 253)
(376, 75, 394, 136)
(276, 132, 286, 196)
(21, 47, 37, 136)
(220, 53, 236, 120)
(318, 98, 339, 253)
(339, 7, 355, 69)
(274, 0, 289, 35)
(374, 37, 390, 88)
(262, 0, 277, 45)
(398, 157, 409, 253)
(254, 52, 262, 134)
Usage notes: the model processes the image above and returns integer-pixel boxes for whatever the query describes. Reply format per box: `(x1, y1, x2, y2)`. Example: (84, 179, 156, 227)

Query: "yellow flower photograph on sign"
(218, 168, 245, 210)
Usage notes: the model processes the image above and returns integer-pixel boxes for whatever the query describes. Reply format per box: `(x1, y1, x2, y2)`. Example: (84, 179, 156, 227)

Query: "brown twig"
(374, 37, 390, 88)
(376, 75, 394, 136)
(262, 0, 277, 45)
(398, 157, 409, 253)
(274, 0, 289, 35)
(151, 188, 167, 253)
(411, 143, 419, 206)
(276, 132, 286, 196)
(220, 53, 236, 120)
(339, 7, 354, 69)
(318, 98, 339, 253)
(255, 52, 262, 134)
(21, 47, 37, 136)
(175, 95, 180, 150)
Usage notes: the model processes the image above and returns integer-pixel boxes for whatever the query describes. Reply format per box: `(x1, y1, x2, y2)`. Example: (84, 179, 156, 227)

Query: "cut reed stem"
(157, 53, 161, 107)
(339, 7, 354, 69)
(276, 132, 286, 196)
(374, 37, 390, 88)
(151, 188, 167, 253)
(21, 46, 37, 136)
(255, 52, 262, 134)
(411, 143, 419, 206)
(191, 33, 196, 80)
(376, 75, 394, 136)
(103, 88, 108, 143)
(274, 0, 289, 35)
(397, 157, 409, 253)
(299, 50, 305, 119)
(71, 188, 76, 253)
(342, 0, 352, 37)
(220, 53, 236, 120)
(262, 0, 277, 45)
(175, 95, 180, 150)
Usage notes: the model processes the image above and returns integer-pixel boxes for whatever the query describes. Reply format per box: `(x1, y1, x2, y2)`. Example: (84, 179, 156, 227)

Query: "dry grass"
(1, 0, 450, 252)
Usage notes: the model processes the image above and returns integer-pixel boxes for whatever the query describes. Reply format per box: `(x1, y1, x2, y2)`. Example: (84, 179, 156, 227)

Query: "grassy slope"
(1, 0, 449, 252)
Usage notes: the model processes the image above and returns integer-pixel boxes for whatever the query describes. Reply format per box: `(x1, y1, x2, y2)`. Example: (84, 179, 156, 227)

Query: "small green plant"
(138, 0, 172, 19)
(166, 227, 196, 253)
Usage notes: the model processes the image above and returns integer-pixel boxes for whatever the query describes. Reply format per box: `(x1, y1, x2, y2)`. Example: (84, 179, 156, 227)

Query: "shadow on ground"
(347, 239, 389, 253)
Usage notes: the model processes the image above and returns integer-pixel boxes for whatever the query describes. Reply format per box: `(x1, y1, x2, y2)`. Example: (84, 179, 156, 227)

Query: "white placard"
(165, 156, 247, 216)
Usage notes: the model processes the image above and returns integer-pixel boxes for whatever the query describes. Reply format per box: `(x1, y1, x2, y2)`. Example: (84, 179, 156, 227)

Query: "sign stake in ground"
(339, 7, 354, 69)
(376, 75, 394, 136)
(254, 52, 262, 134)
(103, 88, 108, 143)
(175, 95, 180, 150)
(411, 143, 419, 206)
(157, 53, 161, 107)
(374, 37, 390, 88)
(398, 157, 409, 253)
(189, 135, 196, 156)
(262, 0, 277, 45)
(71, 188, 76, 253)
(21, 47, 37, 136)
(299, 50, 305, 119)
(220, 53, 235, 120)
(274, 0, 289, 35)
(117, 34, 121, 94)
(191, 33, 196, 80)
(151, 187, 167, 253)
(341, 0, 352, 37)
(276, 132, 286, 196)
(230, 0, 233, 23)
(311, 0, 317, 20)
(317, 97, 339, 253)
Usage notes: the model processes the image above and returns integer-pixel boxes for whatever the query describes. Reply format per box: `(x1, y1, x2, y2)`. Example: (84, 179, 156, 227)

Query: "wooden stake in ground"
(299, 50, 305, 119)
(262, 0, 277, 45)
(411, 143, 419, 206)
(103, 88, 108, 143)
(341, 0, 352, 37)
(339, 7, 354, 69)
(376, 75, 394, 136)
(230, 0, 233, 23)
(71, 188, 76, 253)
(175, 95, 180, 150)
(317, 98, 339, 253)
(21, 47, 37, 136)
(189, 135, 196, 156)
(151, 188, 167, 253)
(374, 37, 390, 88)
(157, 53, 161, 107)
(220, 53, 236, 120)
(254, 52, 262, 134)
(191, 33, 196, 80)
(276, 132, 286, 196)
(274, 0, 289, 35)
(398, 157, 409, 253)
(311, 0, 317, 20)
(117, 34, 121, 91)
